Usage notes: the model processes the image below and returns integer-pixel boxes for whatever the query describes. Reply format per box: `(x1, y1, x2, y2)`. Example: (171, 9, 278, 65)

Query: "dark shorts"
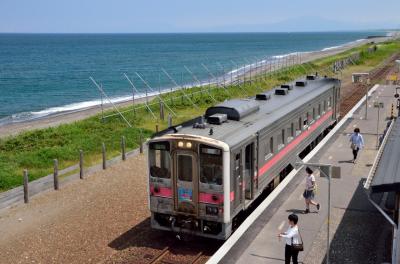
(303, 189, 315, 200)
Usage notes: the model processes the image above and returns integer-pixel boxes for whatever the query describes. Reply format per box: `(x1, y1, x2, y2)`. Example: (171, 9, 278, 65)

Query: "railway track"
(340, 53, 400, 117)
(148, 246, 205, 264)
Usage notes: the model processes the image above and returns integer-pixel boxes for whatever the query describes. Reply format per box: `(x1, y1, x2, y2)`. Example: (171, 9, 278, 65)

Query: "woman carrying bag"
(303, 167, 320, 213)
(278, 214, 303, 264)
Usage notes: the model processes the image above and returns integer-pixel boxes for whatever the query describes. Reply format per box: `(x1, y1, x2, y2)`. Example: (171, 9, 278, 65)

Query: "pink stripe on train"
(199, 192, 224, 205)
(258, 110, 333, 176)
(150, 185, 173, 198)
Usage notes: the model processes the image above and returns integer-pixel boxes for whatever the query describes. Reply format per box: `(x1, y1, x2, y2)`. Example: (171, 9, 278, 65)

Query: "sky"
(0, 0, 399, 33)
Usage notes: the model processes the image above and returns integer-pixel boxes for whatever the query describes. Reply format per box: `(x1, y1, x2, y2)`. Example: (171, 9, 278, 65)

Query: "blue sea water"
(0, 32, 383, 124)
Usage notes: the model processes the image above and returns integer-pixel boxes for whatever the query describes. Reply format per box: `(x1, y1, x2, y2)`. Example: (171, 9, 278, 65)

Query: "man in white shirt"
(278, 214, 301, 264)
(349, 127, 364, 163)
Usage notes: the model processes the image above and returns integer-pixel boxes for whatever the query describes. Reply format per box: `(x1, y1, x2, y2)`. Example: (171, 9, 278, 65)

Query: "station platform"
(215, 85, 397, 264)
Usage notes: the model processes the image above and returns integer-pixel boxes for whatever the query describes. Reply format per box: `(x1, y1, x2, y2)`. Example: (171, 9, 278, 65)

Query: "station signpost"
(352, 72, 370, 119)
(295, 162, 341, 264)
(373, 102, 384, 149)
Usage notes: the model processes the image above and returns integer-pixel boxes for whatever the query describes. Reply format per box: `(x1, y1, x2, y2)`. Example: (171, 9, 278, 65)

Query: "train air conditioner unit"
(255, 92, 272, 100)
(295, 80, 308, 87)
(207, 113, 228, 125)
(275, 88, 288, 95)
(306, 75, 316, 80)
(205, 99, 259, 121)
(280, 84, 293, 90)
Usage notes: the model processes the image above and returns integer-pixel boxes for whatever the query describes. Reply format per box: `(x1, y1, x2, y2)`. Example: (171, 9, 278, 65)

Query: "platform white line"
(206, 85, 379, 264)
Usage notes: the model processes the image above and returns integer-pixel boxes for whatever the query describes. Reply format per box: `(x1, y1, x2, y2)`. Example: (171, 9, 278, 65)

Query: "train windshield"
(177, 154, 193, 181)
(149, 142, 171, 179)
(200, 145, 223, 185)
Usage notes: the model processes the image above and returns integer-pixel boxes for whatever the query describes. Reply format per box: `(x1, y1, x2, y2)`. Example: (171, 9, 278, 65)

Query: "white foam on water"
(322, 45, 342, 51)
(272, 52, 299, 59)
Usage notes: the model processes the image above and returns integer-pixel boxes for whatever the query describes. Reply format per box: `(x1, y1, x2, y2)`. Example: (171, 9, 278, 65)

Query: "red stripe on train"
(150, 185, 173, 198)
(258, 110, 333, 176)
(150, 185, 233, 205)
(199, 193, 224, 204)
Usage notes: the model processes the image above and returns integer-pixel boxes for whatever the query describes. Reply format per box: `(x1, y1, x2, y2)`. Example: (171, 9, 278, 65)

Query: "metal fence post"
(53, 159, 59, 190)
(160, 101, 164, 120)
(23, 169, 29, 203)
(102, 143, 106, 170)
(79, 150, 84, 179)
(139, 134, 143, 154)
(121, 136, 126, 161)
(168, 114, 172, 127)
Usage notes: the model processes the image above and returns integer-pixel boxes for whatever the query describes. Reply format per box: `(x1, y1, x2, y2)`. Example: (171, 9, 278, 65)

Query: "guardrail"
(0, 138, 145, 211)
(364, 118, 396, 189)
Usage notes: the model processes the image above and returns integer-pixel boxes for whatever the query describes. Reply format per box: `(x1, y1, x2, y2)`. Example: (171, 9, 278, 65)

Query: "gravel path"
(0, 153, 149, 264)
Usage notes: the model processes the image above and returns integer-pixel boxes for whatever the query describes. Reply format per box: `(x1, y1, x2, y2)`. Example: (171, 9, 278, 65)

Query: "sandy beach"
(0, 36, 390, 139)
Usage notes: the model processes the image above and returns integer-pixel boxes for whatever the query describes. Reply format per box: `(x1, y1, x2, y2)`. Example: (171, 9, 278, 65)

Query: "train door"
(233, 150, 243, 209)
(173, 151, 198, 215)
(243, 142, 254, 201)
(336, 86, 341, 118)
(333, 86, 340, 120)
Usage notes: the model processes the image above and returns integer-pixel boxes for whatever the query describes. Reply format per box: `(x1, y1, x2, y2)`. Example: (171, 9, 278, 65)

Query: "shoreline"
(0, 36, 391, 138)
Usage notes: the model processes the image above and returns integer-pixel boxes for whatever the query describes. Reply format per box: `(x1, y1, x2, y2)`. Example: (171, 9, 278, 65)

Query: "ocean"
(0, 31, 383, 124)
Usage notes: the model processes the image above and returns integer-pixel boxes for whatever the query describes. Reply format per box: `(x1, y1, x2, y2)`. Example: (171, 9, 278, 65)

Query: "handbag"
(350, 143, 357, 150)
(291, 228, 304, 251)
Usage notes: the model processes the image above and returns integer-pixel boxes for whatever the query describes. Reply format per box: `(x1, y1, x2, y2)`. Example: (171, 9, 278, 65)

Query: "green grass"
(1, 40, 399, 192)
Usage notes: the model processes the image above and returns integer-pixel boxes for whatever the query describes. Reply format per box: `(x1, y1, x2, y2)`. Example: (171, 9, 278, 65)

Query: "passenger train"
(147, 75, 341, 239)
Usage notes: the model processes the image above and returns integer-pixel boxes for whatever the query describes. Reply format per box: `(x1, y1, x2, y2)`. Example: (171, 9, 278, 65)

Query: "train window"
(264, 139, 273, 160)
(287, 123, 295, 142)
(328, 97, 332, 109)
(318, 104, 321, 116)
(291, 123, 295, 137)
(303, 112, 309, 127)
(200, 145, 222, 185)
(177, 154, 193, 182)
(286, 126, 292, 140)
(277, 130, 285, 150)
(312, 108, 316, 120)
(298, 117, 302, 131)
(323, 100, 327, 111)
(270, 137, 274, 153)
(235, 153, 241, 170)
(149, 142, 171, 179)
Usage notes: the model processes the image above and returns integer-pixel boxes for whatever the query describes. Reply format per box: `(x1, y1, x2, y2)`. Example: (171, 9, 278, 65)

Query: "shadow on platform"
(319, 179, 391, 263)
(250, 253, 305, 263)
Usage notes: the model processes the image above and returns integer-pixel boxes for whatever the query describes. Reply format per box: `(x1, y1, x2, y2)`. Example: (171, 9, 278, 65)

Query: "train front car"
(148, 135, 231, 239)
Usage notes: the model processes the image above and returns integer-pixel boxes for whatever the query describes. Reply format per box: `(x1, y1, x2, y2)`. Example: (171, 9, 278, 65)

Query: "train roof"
(370, 119, 400, 193)
(153, 76, 340, 148)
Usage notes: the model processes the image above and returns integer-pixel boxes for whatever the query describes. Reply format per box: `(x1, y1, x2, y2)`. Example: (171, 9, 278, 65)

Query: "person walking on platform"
(303, 167, 320, 214)
(278, 214, 303, 264)
(350, 127, 364, 163)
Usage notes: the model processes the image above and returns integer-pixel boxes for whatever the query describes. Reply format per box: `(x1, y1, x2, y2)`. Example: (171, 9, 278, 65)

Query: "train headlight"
(186, 142, 192, 148)
(178, 141, 184, 148)
(206, 206, 219, 216)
